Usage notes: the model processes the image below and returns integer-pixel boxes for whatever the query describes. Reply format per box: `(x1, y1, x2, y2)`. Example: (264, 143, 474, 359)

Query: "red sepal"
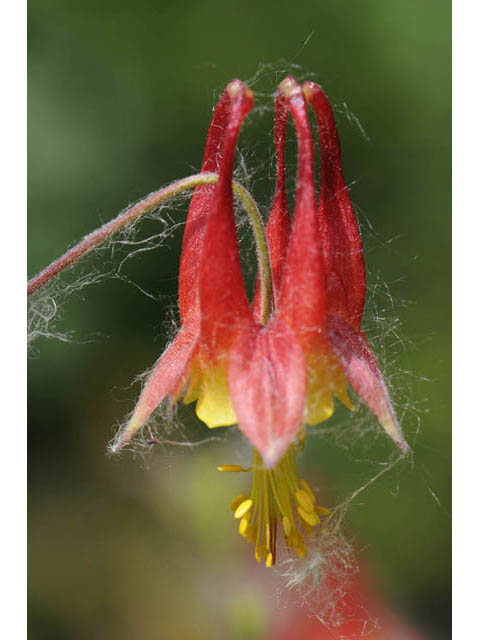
(277, 78, 327, 349)
(199, 81, 254, 358)
(327, 315, 408, 454)
(179, 89, 231, 322)
(253, 92, 291, 319)
(303, 81, 366, 329)
(229, 318, 306, 468)
(113, 313, 200, 450)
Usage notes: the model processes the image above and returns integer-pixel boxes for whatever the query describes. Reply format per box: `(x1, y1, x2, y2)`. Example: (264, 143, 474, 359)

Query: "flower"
(112, 77, 408, 566)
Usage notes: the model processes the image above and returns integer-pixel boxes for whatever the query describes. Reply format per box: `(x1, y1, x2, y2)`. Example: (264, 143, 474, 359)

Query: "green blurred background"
(28, 1, 451, 638)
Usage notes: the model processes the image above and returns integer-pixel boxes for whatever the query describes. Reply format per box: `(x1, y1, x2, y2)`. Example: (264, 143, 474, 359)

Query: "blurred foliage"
(28, 1, 451, 638)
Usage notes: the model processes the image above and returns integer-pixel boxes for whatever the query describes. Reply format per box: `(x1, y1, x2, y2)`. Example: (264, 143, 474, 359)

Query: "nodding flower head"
(112, 77, 408, 566)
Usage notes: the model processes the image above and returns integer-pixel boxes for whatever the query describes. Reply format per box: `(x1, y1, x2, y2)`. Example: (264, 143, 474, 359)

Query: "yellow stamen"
(246, 525, 256, 543)
(255, 546, 267, 563)
(300, 479, 316, 503)
(239, 515, 250, 536)
(282, 515, 292, 537)
(230, 494, 248, 511)
(315, 505, 330, 515)
(295, 531, 306, 558)
(221, 440, 329, 566)
(234, 499, 253, 519)
(297, 505, 320, 527)
(295, 489, 315, 513)
(217, 465, 250, 472)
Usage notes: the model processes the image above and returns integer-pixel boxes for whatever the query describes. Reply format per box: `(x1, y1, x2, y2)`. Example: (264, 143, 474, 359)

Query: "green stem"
(232, 182, 273, 324)
(27, 172, 274, 320)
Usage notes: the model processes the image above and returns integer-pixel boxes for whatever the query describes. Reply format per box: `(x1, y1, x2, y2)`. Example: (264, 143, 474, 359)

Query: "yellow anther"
(295, 489, 315, 513)
(295, 530, 306, 557)
(282, 515, 292, 538)
(295, 541, 306, 558)
(234, 499, 253, 519)
(239, 515, 250, 536)
(265, 552, 274, 568)
(297, 505, 320, 527)
(315, 505, 330, 515)
(217, 464, 248, 472)
(255, 549, 262, 563)
(230, 494, 248, 511)
(256, 544, 267, 560)
(300, 479, 316, 503)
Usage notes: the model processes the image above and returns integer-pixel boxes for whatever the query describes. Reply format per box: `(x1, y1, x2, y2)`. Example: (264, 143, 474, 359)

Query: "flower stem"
(232, 180, 273, 324)
(27, 173, 274, 318)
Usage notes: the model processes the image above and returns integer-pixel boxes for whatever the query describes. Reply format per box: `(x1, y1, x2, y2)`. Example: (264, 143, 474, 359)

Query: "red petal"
(178, 88, 231, 321)
(327, 315, 408, 454)
(277, 78, 327, 349)
(199, 81, 254, 358)
(253, 92, 291, 319)
(303, 81, 366, 329)
(228, 318, 306, 468)
(112, 313, 200, 451)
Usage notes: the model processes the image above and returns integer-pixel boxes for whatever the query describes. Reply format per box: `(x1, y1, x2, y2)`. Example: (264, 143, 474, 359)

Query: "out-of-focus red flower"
(113, 77, 408, 566)
(268, 568, 425, 640)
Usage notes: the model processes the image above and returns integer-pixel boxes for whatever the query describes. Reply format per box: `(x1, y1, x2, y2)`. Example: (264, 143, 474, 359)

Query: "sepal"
(112, 313, 200, 451)
(228, 318, 306, 468)
(327, 315, 408, 454)
(303, 81, 366, 329)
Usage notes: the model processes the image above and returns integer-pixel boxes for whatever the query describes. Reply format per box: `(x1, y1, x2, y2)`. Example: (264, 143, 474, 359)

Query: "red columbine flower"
(113, 77, 408, 566)
(268, 562, 426, 639)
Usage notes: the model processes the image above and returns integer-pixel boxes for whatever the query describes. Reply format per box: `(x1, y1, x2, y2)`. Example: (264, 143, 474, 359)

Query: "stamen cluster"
(220, 437, 329, 567)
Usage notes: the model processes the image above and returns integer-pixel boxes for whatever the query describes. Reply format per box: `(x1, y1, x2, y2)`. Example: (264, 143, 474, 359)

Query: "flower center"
(217, 432, 329, 567)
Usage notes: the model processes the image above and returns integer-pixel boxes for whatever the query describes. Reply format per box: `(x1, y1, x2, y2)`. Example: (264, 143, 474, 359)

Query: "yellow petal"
(182, 358, 201, 404)
(305, 386, 334, 425)
(335, 382, 354, 411)
(195, 362, 237, 428)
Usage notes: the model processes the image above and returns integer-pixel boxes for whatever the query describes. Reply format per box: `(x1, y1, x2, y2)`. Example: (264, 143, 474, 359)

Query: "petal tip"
(278, 76, 302, 99)
(379, 411, 409, 456)
(301, 80, 317, 101)
(109, 414, 143, 454)
(395, 436, 410, 456)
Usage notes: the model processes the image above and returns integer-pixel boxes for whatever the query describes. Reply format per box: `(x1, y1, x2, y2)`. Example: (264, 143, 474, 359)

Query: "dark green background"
(28, 1, 451, 638)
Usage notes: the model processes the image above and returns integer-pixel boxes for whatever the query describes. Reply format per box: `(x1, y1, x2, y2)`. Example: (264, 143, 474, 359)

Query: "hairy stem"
(232, 181, 273, 324)
(27, 173, 274, 319)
